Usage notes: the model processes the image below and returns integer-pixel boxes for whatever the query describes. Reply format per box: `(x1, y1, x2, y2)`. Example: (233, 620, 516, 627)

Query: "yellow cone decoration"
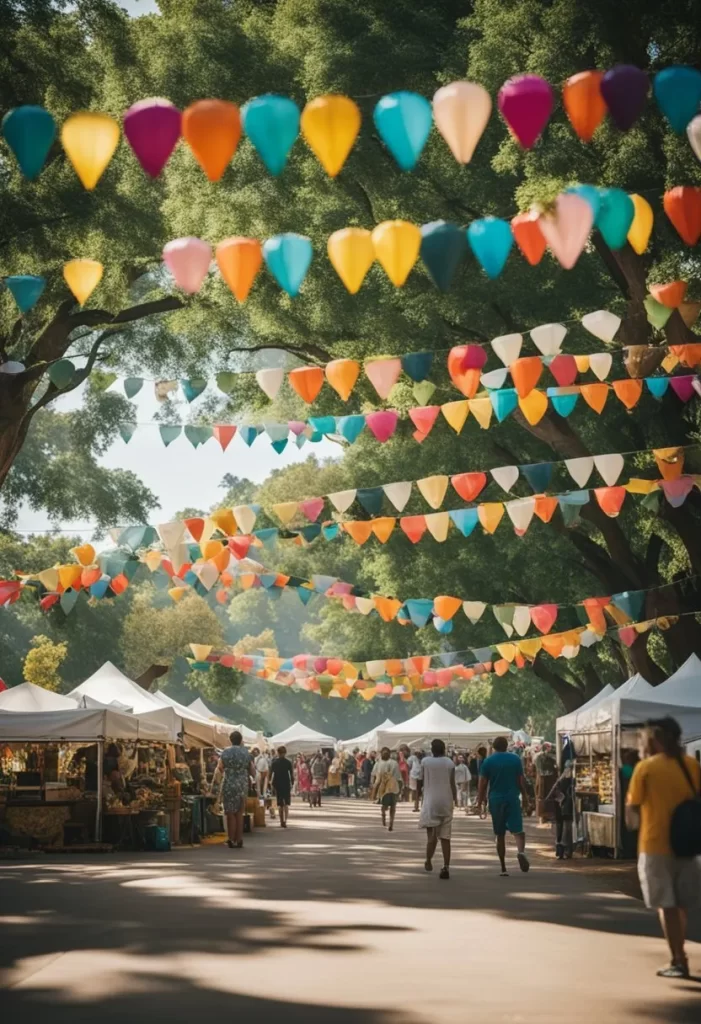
(627, 194, 654, 254)
(327, 228, 374, 293)
(63, 259, 104, 304)
(61, 112, 120, 190)
(301, 95, 361, 177)
(372, 220, 421, 286)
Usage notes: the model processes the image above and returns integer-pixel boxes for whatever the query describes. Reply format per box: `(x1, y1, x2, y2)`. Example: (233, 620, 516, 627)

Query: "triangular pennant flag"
(505, 496, 536, 533)
(594, 453, 625, 486)
(402, 351, 434, 382)
(531, 604, 558, 634)
(589, 352, 613, 381)
(521, 463, 553, 493)
(356, 487, 384, 516)
(489, 388, 519, 422)
(124, 377, 144, 399)
(463, 601, 486, 624)
(661, 476, 694, 507)
(416, 475, 449, 509)
(159, 425, 182, 447)
(413, 381, 436, 406)
(468, 397, 493, 429)
(344, 520, 373, 544)
(580, 383, 609, 413)
(119, 423, 137, 443)
(534, 495, 558, 522)
(425, 511, 450, 542)
(548, 353, 577, 387)
(518, 389, 548, 425)
(449, 508, 479, 536)
(547, 387, 580, 418)
(213, 425, 237, 451)
(365, 358, 402, 399)
(478, 503, 504, 534)
(565, 456, 594, 488)
(409, 405, 440, 439)
(612, 378, 643, 409)
(611, 589, 645, 622)
(451, 472, 487, 502)
(481, 368, 509, 389)
(491, 333, 522, 366)
(383, 481, 412, 512)
(328, 489, 357, 513)
(300, 498, 325, 522)
(512, 605, 532, 636)
(400, 515, 427, 543)
(491, 465, 520, 493)
(233, 505, 258, 533)
(441, 400, 469, 433)
(594, 486, 627, 517)
(371, 517, 396, 543)
(493, 604, 515, 637)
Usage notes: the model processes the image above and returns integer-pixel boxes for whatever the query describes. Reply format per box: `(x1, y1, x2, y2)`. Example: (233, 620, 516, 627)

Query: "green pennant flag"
(119, 423, 137, 444)
(124, 377, 144, 399)
(159, 425, 181, 447)
(49, 359, 75, 389)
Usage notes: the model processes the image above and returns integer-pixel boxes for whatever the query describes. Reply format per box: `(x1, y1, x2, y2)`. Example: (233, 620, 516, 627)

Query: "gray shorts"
(638, 853, 701, 909)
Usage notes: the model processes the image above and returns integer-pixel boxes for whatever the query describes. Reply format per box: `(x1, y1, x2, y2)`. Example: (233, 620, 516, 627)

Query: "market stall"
(269, 721, 336, 755)
(556, 672, 701, 856)
(338, 718, 395, 752)
(0, 705, 172, 850)
(376, 703, 479, 749)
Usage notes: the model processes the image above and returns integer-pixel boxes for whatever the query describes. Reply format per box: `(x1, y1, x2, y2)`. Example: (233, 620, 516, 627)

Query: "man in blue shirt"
(477, 736, 532, 876)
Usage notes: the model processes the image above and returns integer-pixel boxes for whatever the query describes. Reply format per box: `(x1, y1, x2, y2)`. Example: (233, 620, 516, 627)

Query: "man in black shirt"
(270, 745, 295, 828)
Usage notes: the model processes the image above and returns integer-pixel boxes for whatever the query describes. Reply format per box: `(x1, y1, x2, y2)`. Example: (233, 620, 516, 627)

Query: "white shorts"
(638, 853, 701, 909)
(422, 815, 453, 840)
(409, 777, 419, 791)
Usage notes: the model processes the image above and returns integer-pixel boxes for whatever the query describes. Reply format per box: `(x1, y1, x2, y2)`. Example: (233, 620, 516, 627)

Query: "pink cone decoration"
(498, 75, 554, 148)
(548, 353, 578, 386)
(288, 421, 306, 435)
(300, 498, 325, 521)
(409, 405, 440, 440)
(538, 194, 594, 269)
(662, 477, 694, 508)
(365, 410, 398, 442)
(461, 344, 488, 370)
(530, 604, 559, 635)
(365, 358, 402, 399)
(670, 375, 695, 402)
(162, 237, 212, 294)
(124, 98, 182, 177)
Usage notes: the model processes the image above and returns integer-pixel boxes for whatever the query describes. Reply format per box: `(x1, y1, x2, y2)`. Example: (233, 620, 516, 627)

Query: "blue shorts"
(489, 796, 523, 836)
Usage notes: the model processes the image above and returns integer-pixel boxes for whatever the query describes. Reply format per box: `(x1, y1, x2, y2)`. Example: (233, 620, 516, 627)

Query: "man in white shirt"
(406, 747, 423, 812)
(454, 754, 470, 813)
(419, 738, 457, 879)
(254, 748, 270, 800)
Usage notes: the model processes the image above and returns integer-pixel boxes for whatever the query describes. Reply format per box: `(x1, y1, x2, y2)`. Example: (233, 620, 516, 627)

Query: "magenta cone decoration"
(497, 74, 553, 148)
(600, 65, 649, 130)
(365, 410, 398, 443)
(124, 98, 182, 177)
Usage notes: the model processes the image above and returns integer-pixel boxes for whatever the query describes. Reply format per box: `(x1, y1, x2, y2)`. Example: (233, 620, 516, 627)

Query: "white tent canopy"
(557, 674, 653, 735)
(0, 706, 172, 742)
(376, 703, 478, 749)
(154, 691, 231, 747)
(187, 698, 259, 745)
(462, 713, 513, 742)
(654, 654, 701, 706)
(0, 682, 78, 712)
(338, 718, 395, 752)
(269, 721, 335, 755)
(69, 663, 188, 743)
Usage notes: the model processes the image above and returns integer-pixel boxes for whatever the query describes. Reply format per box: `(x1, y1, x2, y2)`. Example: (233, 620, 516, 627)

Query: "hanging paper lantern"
(649, 281, 687, 308)
(688, 115, 701, 163)
(663, 186, 701, 245)
(123, 98, 181, 177)
(263, 233, 313, 296)
(467, 217, 513, 278)
(288, 366, 324, 403)
(61, 112, 120, 189)
(432, 81, 491, 163)
(511, 211, 547, 265)
(327, 228, 374, 294)
(5, 275, 45, 313)
(241, 94, 300, 175)
(215, 236, 262, 302)
(581, 309, 621, 342)
(162, 237, 212, 294)
(653, 66, 701, 134)
(300, 95, 360, 176)
(63, 259, 103, 305)
(627, 194, 654, 254)
(596, 188, 635, 249)
(182, 99, 241, 181)
(372, 220, 421, 286)
(600, 65, 649, 130)
(420, 221, 467, 290)
(365, 357, 402, 399)
(447, 344, 487, 398)
(2, 105, 56, 180)
(538, 193, 593, 269)
(498, 74, 553, 148)
(373, 91, 432, 171)
(325, 358, 360, 401)
(562, 70, 606, 142)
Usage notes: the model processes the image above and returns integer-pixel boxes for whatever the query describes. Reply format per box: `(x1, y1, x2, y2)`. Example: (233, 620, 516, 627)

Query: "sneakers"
(439, 867, 450, 880)
(656, 961, 689, 979)
(517, 851, 530, 873)
(424, 859, 433, 872)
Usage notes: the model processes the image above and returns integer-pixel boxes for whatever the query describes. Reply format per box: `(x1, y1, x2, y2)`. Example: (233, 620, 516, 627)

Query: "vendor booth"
(556, 672, 701, 856)
(338, 718, 395, 752)
(269, 721, 336, 755)
(376, 703, 480, 749)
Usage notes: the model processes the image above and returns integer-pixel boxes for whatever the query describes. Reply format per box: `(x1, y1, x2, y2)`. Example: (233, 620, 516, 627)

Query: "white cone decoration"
(463, 600, 486, 623)
(505, 495, 536, 532)
(355, 597, 375, 615)
(0, 361, 25, 374)
(581, 310, 621, 343)
(565, 456, 594, 488)
(328, 489, 357, 513)
(366, 660, 387, 678)
(383, 481, 412, 512)
(589, 352, 613, 380)
(192, 562, 219, 590)
(562, 645, 580, 659)
(491, 333, 523, 366)
(687, 115, 701, 163)
(199, 518, 217, 545)
(157, 521, 185, 549)
(264, 422, 289, 442)
(255, 367, 285, 400)
(594, 453, 625, 486)
(169, 542, 190, 573)
(512, 605, 532, 637)
(491, 465, 520, 493)
(530, 323, 567, 357)
(233, 505, 257, 533)
(481, 368, 509, 389)
(580, 629, 600, 648)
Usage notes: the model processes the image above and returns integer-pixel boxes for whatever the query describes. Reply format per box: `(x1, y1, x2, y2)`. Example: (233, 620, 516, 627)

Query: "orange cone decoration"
(612, 379, 643, 409)
(663, 186, 701, 245)
(510, 355, 543, 398)
(288, 366, 324, 403)
(182, 100, 241, 181)
(216, 237, 262, 301)
(400, 516, 427, 543)
(649, 281, 687, 308)
(325, 358, 360, 400)
(562, 71, 606, 142)
(595, 486, 627, 517)
(344, 520, 373, 545)
(580, 382, 609, 413)
(511, 211, 547, 265)
(534, 495, 558, 522)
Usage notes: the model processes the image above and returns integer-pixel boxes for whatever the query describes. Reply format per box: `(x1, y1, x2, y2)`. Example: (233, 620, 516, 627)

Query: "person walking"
(534, 742, 558, 823)
(398, 747, 410, 800)
(454, 754, 470, 813)
(419, 738, 457, 879)
(625, 716, 701, 979)
(253, 747, 270, 802)
(213, 730, 255, 849)
(270, 745, 294, 828)
(371, 747, 403, 830)
(297, 754, 312, 804)
(477, 735, 531, 876)
(310, 750, 327, 807)
(546, 761, 575, 859)
(408, 748, 423, 812)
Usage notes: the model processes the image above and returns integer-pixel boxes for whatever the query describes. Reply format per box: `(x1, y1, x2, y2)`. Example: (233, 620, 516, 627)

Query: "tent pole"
(96, 740, 104, 843)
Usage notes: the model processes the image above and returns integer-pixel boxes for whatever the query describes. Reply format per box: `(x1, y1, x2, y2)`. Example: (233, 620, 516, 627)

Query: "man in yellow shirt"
(626, 716, 701, 978)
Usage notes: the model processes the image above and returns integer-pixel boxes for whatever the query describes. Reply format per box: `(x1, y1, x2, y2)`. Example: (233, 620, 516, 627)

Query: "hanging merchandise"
(61, 112, 120, 189)
(300, 95, 361, 176)
(123, 98, 182, 177)
(182, 99, 241, 181)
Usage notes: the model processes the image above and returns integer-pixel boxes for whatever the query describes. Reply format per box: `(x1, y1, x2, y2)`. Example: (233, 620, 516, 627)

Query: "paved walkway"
(1, 800, 699, 1022)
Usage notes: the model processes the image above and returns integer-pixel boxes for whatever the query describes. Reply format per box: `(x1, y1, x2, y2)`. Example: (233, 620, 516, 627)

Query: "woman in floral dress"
(213, 730, 254, 848)
(297, 754, 312, 804)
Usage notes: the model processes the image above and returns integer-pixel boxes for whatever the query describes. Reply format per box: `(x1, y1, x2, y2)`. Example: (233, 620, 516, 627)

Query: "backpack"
(669, 755, 701, 858)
